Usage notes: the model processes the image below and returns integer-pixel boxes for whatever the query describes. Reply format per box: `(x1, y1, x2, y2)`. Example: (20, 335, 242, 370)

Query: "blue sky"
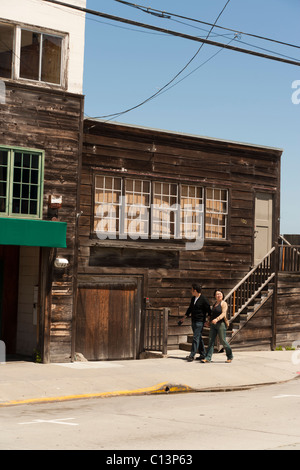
(83, 0, 300, 234)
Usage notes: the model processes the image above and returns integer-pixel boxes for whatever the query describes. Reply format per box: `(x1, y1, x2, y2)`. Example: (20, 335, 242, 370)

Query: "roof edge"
(84, 117, 283, 154)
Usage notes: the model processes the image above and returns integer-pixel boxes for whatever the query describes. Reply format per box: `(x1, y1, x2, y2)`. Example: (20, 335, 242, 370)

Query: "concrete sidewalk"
(0, 350, 299, 407)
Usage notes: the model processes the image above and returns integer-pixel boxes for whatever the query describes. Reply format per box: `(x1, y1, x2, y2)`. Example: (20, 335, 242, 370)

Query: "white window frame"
(0, 21, 67, 89)
(205, 187, 228, 240)
(93, 174, 229, 242)
(152, 181, 179, 239)
(124, 178, 150, 238)
(180, 184, 204, 240)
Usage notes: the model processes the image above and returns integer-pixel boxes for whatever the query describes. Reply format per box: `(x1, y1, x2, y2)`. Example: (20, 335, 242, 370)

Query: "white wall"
(0, 0, 86, 94)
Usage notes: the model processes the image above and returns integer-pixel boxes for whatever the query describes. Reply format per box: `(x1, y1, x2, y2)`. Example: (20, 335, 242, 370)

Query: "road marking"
(19, 418, 78, 426)
(0, 382, 193, 407)
(273, 394, 300, 399)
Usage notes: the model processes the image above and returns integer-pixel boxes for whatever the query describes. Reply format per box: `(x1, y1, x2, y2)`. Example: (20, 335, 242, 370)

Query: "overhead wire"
(114, 0, 300, 51)
(93, 0, 233, 120)
(42, 1, 300, 67)
(42, 0, 300, 121)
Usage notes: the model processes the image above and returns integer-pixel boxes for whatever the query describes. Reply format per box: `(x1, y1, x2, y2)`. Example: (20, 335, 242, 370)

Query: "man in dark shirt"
(180, 283, 211, 362)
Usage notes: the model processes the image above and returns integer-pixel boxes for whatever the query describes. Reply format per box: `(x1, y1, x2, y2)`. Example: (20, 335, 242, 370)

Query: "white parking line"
(19, 418, 78, 426)
(273, 395, 300, 399)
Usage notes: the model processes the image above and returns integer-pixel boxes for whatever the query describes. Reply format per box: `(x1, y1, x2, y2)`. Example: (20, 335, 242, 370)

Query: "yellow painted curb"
(0, 382, 193, 407)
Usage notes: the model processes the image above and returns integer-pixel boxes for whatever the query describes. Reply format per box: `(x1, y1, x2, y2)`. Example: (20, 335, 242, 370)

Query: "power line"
(43, 0, 300, 67)
(92, 0, 232, 120)
(115, 0, 300, 52)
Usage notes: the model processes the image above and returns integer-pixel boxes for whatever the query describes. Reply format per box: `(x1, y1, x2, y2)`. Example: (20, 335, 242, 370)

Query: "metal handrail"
(224, 247, 275, 322)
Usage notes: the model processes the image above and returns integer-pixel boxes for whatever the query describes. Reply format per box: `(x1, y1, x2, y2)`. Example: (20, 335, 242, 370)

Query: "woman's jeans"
(205, 321, 233, 361)
(190, 320, 206, 358)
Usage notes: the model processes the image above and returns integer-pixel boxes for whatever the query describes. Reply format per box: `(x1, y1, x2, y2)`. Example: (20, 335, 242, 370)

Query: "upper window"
(0, 22, 64, 86)
(0, 146, 44, 219)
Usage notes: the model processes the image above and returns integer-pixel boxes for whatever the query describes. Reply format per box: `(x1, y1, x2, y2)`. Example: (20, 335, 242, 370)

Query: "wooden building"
(1, 1, 299, 364)
(77, 119, 300, 360)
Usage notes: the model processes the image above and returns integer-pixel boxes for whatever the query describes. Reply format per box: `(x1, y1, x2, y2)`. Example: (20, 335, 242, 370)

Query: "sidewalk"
(0, 350, 299, 407)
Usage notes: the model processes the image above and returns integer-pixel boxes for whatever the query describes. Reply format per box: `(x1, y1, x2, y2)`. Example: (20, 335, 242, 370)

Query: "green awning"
(0, 217, 67, 248)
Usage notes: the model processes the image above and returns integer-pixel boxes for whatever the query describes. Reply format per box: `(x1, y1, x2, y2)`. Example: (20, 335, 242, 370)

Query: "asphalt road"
(0, 379, 299, 451)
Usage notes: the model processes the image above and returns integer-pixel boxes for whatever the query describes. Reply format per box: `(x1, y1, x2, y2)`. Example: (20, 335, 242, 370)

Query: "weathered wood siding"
(276, 273, 300, 347)
(78, 120, 281, 352)
(1, 81, 83, 362)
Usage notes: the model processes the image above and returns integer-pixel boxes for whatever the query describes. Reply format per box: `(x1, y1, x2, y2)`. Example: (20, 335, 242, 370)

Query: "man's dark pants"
(190, 320, 206, 358)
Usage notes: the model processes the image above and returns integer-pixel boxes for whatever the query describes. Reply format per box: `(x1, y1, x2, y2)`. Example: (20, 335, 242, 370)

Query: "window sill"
(89, 233, 231, 250)
(2, 78, 67, 92)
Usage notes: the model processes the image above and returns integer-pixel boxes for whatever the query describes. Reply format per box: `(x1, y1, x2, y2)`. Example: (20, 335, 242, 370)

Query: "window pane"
(30, 185, 38, 199)
(0, 23, 14, 79)
(21, 199, 29, 215)
(22, 184, 29, 199)
(13, 183, 20, 198)
(0, 197, 5, 212)
(12, 199, 20, 214)
(22, 169, 30, 183)
(31, 154, 39, 169)
(31, 169, 38, 185)
(14, 152, 22, 167)
(30, 200, 37, 215)
(0, 150, 8, 166)
(23, 153, 31, 168)
(41, 34, 62, 84)
(0, 182, 6, 197)
(13, 167, 21, 182)
(20, 30, 40, 80)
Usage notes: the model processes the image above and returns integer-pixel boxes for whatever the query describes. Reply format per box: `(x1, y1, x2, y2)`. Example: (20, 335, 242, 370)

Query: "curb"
(0, 382, 193, 407)
(0, 375, 299, 407)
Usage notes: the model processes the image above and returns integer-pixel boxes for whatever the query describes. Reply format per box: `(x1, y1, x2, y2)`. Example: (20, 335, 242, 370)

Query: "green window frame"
(0, 146, 44, 219)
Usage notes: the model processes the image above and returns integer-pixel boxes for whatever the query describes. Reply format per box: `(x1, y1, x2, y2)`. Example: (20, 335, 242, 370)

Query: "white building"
(0, 0, 86, 94)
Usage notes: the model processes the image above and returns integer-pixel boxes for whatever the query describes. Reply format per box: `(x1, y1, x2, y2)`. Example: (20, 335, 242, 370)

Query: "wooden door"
(75, 278, 141, 360)
(254, 193, 273, 265)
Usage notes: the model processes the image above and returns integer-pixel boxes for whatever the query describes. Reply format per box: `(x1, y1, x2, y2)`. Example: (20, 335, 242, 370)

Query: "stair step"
(179, 343, 191, 352)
